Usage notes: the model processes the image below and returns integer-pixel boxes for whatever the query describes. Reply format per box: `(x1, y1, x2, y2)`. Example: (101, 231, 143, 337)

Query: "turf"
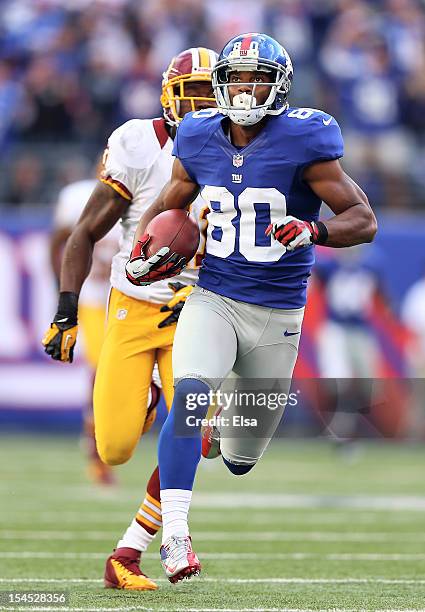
(1, 435, 425, 611)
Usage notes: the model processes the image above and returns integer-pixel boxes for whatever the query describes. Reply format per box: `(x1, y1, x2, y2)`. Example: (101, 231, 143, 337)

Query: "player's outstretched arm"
(42, 183, 127, 362)
(303, 159, 377, 248)
(133, 158, 199, 246)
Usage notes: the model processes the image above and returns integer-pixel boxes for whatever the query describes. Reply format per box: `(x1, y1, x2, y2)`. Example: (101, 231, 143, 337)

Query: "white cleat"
(160, 535, 201, 583)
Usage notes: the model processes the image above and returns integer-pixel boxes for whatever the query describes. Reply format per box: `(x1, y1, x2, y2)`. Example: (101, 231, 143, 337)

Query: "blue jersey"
(173, 107, 344, 309)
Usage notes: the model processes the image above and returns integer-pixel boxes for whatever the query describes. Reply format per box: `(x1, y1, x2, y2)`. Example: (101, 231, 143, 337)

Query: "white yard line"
(3, 493, 425, 511)
(2, 530, 425, 542)
(2, 551, 425, 561)
(191, 493, 425, 511)
(0, 577, 425, 585)
(1, 509, 424, 524)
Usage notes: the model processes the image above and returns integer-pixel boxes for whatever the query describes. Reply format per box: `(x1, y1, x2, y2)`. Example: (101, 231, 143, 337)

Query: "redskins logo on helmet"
(161, 47, 218, 127)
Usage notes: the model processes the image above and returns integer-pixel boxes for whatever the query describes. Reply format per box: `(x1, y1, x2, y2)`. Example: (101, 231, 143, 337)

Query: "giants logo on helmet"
(229, 37, 260, 59)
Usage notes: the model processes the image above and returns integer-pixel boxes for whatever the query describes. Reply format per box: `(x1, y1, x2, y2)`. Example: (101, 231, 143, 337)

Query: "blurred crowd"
(1, 0, 425, 209)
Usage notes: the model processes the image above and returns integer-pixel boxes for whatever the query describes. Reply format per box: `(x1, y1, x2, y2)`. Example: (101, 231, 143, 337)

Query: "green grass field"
(1, 435, 425, 611)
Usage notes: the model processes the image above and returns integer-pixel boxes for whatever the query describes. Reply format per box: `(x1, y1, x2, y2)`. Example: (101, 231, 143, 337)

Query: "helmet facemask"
(161, 72, 215, 127)
(213, 58, 292, 126)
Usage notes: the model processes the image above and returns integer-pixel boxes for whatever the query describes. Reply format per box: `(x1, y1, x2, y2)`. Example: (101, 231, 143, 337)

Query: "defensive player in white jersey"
(50, 177, 120, 485)
(43, 47, 217, 590)
(129, 33, 377, 583)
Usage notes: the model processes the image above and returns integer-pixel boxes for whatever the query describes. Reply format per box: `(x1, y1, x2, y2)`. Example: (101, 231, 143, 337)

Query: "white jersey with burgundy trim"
(54, 179, 120, 308)
(101, 118, 206, 304)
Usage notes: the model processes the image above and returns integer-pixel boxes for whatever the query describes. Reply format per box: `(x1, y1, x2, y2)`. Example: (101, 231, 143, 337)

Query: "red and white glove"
(266, 215, 326, 251)
(125, 233, 186, 286)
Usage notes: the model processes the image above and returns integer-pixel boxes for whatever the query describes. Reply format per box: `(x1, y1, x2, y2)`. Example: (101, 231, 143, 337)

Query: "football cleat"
(160, 535, 201, 583)
(202, 405, 222, 459)
(104, 547, 158, 590)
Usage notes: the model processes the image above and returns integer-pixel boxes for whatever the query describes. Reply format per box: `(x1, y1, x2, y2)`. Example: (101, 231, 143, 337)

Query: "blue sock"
(222, 456, 256, 476)
(159, 378, 210, 490)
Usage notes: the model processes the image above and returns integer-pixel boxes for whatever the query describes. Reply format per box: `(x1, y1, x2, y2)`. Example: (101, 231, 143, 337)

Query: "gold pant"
(78, 304, 106, 368)
(93, 288, 175, 465)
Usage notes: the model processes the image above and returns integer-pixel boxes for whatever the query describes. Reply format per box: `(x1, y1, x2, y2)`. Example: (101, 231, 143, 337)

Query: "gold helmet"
(161, 47, 218, 127)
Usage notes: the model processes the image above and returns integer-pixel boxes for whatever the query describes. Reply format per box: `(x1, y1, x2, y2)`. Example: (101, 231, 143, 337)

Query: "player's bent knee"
(174, 377, 211, 421)
(222, 456, 256, 475)
(97, 442, 135, 466)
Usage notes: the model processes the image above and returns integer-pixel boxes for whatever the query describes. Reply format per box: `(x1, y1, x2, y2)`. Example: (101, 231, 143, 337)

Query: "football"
(145, 209, 200, 263)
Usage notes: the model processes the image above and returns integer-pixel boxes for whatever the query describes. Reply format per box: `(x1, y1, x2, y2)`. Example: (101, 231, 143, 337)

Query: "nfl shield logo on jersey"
(232, 153, 244, 168)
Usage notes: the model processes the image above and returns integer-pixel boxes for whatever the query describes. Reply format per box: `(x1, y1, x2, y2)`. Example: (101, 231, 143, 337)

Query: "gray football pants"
(172, 286, 304, 465)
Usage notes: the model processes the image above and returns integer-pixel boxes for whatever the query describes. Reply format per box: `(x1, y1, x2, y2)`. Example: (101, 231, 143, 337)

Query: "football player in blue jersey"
(126, 32, 378, 583)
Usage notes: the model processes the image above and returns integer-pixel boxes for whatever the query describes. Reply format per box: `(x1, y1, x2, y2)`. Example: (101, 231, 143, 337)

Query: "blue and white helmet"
(212, 33, 293, 126)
